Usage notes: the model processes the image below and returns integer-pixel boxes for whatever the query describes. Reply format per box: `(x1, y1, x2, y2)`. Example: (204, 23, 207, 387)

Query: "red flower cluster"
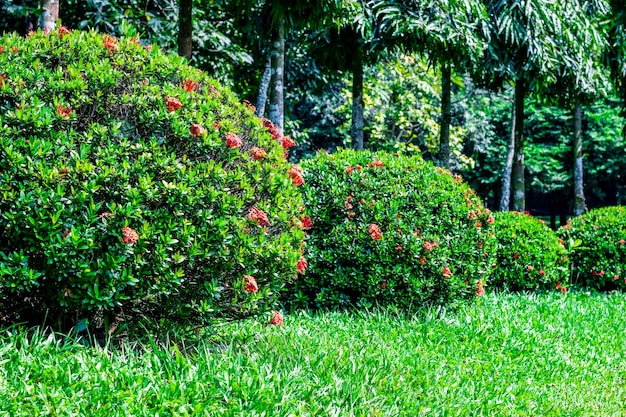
(182, 79, 198, 92)
(243, 274, 258, 293)
(0, 46, 5, 55)
(395, 244, 403, 252)
(296, 257, 308, 274)
(57, 26, 71, 39)
(288, 165, 304, 187)
(56, 104, 73, 119)
(280, 136, 296, 150)
(620, 239, 625, 245)
(367, 159, 384, 168)
(248, 207, 270, 227)
(555, 282, 568, 293)
(164, 96, 183, 111)
(442, 266, 453, 278)
(190, 123, 206, 137)
(468, 210, 477, 220)
(487, 215, 495, 224)
(419, 256, 427, 265)
(103, 35, 119, 53)
(122, 227, 138, 244)
(368, 224, 382, 240)
(250, 147, 268, 161)
(423, 241, 439, 251)
(270, 310, 284, 326)
(475, 221, 483, 228)
(262, 118, 282, 140)
(225, 132, 243, 148)
(591, 270, 606, 277)
(294, 215, 313, 230)
(345, 195, 353, 210)
(476, 282, 485, 297)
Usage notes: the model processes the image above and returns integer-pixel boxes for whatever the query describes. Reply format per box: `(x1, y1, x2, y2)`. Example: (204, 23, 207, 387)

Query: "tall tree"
(178, 0, 193, 59)
(39, 0, 58, 31)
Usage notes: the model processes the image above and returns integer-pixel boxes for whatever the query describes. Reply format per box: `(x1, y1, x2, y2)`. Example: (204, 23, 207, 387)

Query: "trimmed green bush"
(558, 206, 626, 290)
(491, 211, 569, 292)
(0, 28, 305, 330)
(287, 149, 496, 310)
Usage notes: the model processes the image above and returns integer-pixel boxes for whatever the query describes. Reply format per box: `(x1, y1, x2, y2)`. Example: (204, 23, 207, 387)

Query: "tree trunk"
(511, 80, 526, 212)
(439, 63, 452, 168)
(573, 104, 586, 216)
(499, 98, 516, 211)
(256, 55, 272, 118)
(351, 43, 365, 151)
(177, 0, 193, 59)
(39, 0, 59, 31)
(269, 17, 285, 132)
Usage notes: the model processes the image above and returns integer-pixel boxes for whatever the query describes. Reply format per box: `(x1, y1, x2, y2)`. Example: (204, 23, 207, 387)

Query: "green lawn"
(1, 292, 625, 416)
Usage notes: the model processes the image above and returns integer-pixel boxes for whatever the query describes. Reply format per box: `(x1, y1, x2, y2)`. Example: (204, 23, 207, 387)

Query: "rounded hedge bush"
(0, 28, 306, 330)
(558, 206, 626, 290)
(286, 149, 496, 310)
(490, 211, 569, 292)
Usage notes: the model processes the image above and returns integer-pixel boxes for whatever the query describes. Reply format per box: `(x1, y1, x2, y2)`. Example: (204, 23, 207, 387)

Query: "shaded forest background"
(1, 0, 625, 228)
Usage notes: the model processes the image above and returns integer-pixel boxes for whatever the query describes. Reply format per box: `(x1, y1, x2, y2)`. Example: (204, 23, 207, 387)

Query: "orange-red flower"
(182, 79, 198, 92)
(419, 256, 427, 265)
(442, 266, 453, 278)
(248, 207, 270, 227)
(300, 215, 313, 230)
(367, 159, 384, 168)
(225, 132, 243, 148)
(288, 165, 304, 187)
(58, 26, 71, 39)
(475, 221, 483, 228)
(381, 281, 387, 289)
(103, 35, 119, 53)
(243, 274, 258, 293)
(122, 227, 138, 244)
(213, 121, 221, 130)
(345, 165, 354, 174)
(487, 215, 495, 225)
(250, 147, 268, 161)
(539, 269, 545, 276)
(423, 241, 439, 251)
(164, 96, 183, 111)
(262, 118, 282, 140)
(280, 136, 296, 149)
(476, 282, 485, 297)
(368, 224, 382, 240)
(296, 257, 308, 274)
(190, 123, 207, 137)
(468, 210, 477, 220)
(345, 195, 354, 210)
(270, 310, 284, 326)
(56, 104, 73, 119)
(527, 265, 534, 271)
(395, 244, 402, 251)
(620, 239, 625, 245)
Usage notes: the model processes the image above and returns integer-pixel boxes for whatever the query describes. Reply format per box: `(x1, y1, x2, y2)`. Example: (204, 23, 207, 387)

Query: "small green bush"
(0, 29, 305, 330)
(491, 211, 569, 291)
(558, 206, 626, 290)
(287, 149, 496, 311)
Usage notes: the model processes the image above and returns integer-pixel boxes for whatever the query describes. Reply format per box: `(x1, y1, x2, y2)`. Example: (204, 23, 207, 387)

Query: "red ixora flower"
(539, 269, 545, 276)
(527, 265, 534, 271)
(442, 266, 453, 278)
(476, 282, 485, 297)
(395, 244, 403, 252)
(103, 35, 119, 53)
(280, 136, 296, 150)
(296, 257, 308, 274)
(122, 227, 138, 244)
(423, 241, 439, 251)
(270, 310, 284, 326)
(250, 147, 268, 161)
(620, 239, 625, 245)
(58, 26, 71, 39)
(190, 123, 207, 137)
(288, 165, 305, 187)
(164, 96, 183, 111)
(300, 215, 313, 230)
(225, 132, 243, 148)
(487, 215, 495, 225)
(243, 275, 258, 293)
(368, 224, 382, 241)
(367, 159, 384, 168)
(248, 207, 270, 227)
(345, 165, 354, 174)
(182, 79, 198, 92)
(56, 104, 73, 119)
(262, 118, 283, 140)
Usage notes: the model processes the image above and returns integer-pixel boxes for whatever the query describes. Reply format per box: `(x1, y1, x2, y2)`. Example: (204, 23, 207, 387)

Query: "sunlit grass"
(1, 292, 625, 416)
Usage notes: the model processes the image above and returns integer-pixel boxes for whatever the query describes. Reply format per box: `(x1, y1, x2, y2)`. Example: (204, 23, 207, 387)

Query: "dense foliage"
(287, 149, 496, 310)
(558, 206, 626, 290)
(490, 211, 569, 291)
(0, 28, 305, 330)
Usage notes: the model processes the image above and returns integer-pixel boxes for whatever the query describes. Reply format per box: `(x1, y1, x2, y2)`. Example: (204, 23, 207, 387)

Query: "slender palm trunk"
(500, 98, 516, 211)
(39, 0, 59, 31)
(511, 80, 526, 212)
(177, 0, 193, 59)
(256, 55, 272, 118)
(269, 17, 285, 132)
(573, 104, 586, 215)
(439, 63, 452, 168)
(351, 43, 365, 150)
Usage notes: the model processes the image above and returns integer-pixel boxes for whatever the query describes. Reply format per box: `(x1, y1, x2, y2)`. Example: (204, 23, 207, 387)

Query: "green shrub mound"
(558, 206, 626, 290)
(491, 211, 569, 291)
(288, 149, 496, 310)
(0, 29, 305, 329)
